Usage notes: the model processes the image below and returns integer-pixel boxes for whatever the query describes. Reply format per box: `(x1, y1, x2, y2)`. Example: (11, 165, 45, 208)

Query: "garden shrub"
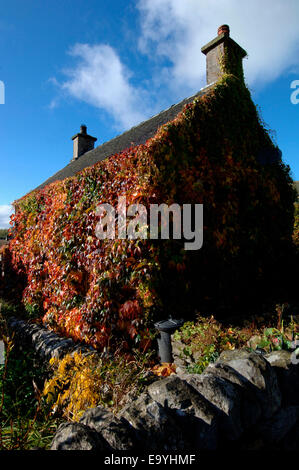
(43, 349, 154, 420)
(6, 74, 296, 350)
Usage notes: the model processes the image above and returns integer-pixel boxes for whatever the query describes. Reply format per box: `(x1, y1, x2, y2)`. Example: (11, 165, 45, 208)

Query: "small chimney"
(71, 124, 97, 161)
(201, 25, 247, 85)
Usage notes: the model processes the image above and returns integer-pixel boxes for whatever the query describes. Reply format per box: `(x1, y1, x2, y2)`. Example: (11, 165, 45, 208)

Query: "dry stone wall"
(7, 317, 94, 360)
(7, 317, 299, 451)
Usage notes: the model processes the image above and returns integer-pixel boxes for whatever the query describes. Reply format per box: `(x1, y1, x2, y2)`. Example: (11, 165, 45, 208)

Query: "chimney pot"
(218, 24, 230, 36)
(80, 124, 87, 134)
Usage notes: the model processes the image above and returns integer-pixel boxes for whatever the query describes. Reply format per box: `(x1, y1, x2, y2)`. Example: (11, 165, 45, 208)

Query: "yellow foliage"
(43, 352, 101, 421)
(43, 349, 153, 421)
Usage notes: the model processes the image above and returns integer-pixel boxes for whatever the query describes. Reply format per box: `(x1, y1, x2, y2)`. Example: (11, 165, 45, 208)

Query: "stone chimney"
(201, 25, 247, 85)
(71, 124, 97, 161)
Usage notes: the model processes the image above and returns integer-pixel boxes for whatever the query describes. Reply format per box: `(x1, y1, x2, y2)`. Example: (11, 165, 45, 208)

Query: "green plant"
(0, 229, 8, 240)
(255, 327, 290, 352)
(252, 303, 298, 353)
(174, 308, 298, 374)
(24, 302, 40, 319)
(0, 316, 61, 449)
(186, 344, 219, 374)
(0, 298, 18, 318)
(173, 316, 250, 373)
(0, 416, 60, 450)
(174, 315, 264, 373)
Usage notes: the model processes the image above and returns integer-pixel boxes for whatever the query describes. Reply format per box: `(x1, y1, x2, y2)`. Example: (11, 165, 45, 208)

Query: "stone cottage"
(7, 25, 295, 349)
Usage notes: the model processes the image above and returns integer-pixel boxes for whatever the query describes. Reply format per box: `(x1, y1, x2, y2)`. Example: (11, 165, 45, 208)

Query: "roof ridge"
(18, 82, 216, 200)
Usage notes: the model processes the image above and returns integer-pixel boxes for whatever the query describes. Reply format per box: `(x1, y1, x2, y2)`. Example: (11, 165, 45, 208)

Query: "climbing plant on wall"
(4, 74, 296, 351)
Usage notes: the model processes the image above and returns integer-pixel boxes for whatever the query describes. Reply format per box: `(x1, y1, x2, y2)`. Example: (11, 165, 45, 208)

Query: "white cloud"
(52, 1, 299, 131)
(137, 0, 299, 89)
(0, 205, 13, 229)
(61, 43, 151, 130)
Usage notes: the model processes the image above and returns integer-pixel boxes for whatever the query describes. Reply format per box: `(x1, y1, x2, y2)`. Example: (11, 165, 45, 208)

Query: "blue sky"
(0, 0, 299, 227)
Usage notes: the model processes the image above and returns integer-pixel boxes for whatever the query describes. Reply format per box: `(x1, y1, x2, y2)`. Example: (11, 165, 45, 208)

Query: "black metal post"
(154, 318, 184, 363)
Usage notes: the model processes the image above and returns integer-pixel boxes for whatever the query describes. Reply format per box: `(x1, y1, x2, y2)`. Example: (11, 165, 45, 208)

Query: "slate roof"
(32, 84, 214, 193)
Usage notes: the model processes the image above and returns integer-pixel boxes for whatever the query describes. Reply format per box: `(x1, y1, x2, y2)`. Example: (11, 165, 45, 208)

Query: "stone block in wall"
(185, 372, 244, 440)
(204, 361, 262, 430)
(265, 350, 299, 406)
(118, 392, 186, 452)
(171, 335, 190, 369)
(281, 416, 299, 451)
(217, 350, 281, 419)
(7, 317, 94, 361)
(147, 375, 218, 449)
(80, 406, 137, 450)
(256, 406, 299, 445)
(50, 422, 109, 451)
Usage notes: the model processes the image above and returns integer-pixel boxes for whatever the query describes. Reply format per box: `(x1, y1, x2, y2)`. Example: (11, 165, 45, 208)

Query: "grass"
(0, 314, 62, 450)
